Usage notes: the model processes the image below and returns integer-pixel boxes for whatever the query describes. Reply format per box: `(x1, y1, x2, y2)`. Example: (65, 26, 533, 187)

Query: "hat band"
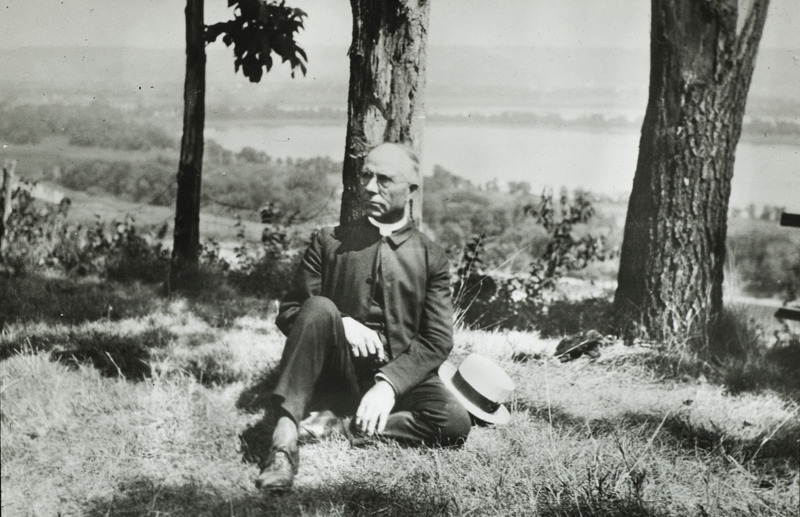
(452, 371, 501, 414)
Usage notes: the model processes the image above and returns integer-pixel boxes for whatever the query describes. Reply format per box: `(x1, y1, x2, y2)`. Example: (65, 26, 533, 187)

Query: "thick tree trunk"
(170, 0, 206, 291)
(615, 0, 769, 342)
(340, 0, 430, 226)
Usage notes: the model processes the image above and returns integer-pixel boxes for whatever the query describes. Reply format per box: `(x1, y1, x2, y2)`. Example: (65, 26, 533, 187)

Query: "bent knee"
(439, 401, 471, 444)
(420, 400, 471, 446)
(298, 296, 339, 318)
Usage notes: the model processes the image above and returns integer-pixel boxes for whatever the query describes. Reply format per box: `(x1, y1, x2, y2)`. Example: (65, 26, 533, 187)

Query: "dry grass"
(1, 275, 798, 516)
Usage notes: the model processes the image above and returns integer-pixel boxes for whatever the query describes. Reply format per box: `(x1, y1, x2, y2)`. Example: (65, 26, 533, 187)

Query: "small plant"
(221, 205, 306, 299)
(1, 189, 71, 273)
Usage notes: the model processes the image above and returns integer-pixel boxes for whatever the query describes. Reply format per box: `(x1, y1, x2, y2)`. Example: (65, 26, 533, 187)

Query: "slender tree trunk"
(170, 0, 206, 291)
(614, 0, 770, 343)
(340, 0, 430, 226)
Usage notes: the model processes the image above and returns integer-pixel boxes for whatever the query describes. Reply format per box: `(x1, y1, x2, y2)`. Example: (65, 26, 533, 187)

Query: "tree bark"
(340, 0, 431, 226)
(615, 0, 770, 342)
(170, 0, 206, 291)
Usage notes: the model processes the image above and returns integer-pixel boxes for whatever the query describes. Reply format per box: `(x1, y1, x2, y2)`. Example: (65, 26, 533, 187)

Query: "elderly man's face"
(360, 145, 418, 224)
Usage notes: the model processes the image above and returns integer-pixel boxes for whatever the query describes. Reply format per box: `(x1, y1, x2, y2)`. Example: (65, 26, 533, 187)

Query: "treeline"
(42, 145, 341, 221)
(0, 102, 176, 150)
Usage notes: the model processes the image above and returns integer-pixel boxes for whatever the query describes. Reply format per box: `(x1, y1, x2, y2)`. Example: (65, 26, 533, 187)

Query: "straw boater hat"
(438, 354, 514, 425)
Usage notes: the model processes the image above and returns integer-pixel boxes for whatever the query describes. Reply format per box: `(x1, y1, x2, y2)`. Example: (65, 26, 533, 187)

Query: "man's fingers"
(356, 404, 371, 433)
(363, 335, 377, 357)
(356, 383, 395, 435)
(370, 334, 385, 361)
(376, 408, 389, 434)
(362, 406, 378, 435)
(343, 318, 385, 361)
(355, 339, 368, 358)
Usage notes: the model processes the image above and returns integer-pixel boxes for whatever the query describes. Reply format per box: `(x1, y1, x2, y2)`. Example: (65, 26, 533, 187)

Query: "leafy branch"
(206, 0, 308, 82)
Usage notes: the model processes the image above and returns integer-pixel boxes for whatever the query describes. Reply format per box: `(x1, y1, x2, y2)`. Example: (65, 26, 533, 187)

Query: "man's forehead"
(363, 144, 418, 182)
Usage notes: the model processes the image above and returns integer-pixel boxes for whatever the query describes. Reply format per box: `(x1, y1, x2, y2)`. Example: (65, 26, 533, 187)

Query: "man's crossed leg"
(255, 296, 471, 490)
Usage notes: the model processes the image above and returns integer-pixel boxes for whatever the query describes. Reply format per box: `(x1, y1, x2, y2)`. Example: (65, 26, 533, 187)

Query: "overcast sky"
(2, 0, 799, 50)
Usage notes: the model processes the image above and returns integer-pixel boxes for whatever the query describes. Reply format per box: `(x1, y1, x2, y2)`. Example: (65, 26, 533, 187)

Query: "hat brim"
(438, 362, 511, 425)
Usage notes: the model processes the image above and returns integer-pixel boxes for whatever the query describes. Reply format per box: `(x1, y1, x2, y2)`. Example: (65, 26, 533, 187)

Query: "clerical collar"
(367, 213, 409, 236)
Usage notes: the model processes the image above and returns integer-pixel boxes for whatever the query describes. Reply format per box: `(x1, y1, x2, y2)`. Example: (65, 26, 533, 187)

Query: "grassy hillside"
(1, 274, 797, 516)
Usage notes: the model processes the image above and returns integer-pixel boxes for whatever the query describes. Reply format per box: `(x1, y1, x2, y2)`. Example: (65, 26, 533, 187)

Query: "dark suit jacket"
(276, 218, 454, 396)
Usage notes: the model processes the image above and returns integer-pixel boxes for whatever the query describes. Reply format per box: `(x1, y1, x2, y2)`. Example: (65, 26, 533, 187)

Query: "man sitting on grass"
(255, 143, 471, 491)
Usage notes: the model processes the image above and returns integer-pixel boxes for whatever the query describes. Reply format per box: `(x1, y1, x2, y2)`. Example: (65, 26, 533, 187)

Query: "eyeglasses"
(359, 171, 397, 190)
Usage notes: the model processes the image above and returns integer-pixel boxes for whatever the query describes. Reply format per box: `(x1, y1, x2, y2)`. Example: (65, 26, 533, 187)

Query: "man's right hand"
(342, 317, 386, 362)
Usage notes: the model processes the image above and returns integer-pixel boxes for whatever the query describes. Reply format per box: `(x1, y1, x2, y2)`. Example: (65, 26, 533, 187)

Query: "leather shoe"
(254, 446, 298, 491)
(298, 410, 347, 444)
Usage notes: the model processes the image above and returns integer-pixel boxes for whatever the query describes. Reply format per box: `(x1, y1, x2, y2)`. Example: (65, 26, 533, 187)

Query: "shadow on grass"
(0, 325, 175, 380)
(0, 270, 272, 331)
(536, 297, 614, 338)
(632, 346, 800, 401)
(0, 273, 161, 325)
(175, 269, 273, 328)
(80, 475, 672, 517)
(516, 400, 798, 469)
(237, 368, 282, 413)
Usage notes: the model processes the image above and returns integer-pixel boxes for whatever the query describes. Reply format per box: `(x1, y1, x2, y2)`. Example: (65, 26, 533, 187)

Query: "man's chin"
(363, 206, 384, 219)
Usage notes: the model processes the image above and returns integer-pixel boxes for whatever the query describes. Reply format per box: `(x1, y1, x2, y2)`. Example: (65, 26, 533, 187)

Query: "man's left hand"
(355, 381, 396, 435)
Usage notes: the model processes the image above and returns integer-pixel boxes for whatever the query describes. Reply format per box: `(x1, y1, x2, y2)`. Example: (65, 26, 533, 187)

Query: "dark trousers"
(272, 296, 471, 446)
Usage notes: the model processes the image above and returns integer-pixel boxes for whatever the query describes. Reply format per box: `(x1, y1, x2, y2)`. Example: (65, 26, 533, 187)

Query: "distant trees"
(340, 0, 431, 225)
(0, 103, 175, 150)
(614, 0, 770, 344)
(169, 0, 307, 291)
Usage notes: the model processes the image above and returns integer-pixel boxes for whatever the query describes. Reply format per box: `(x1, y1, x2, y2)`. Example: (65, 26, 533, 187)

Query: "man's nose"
(363, 174, 379, 194)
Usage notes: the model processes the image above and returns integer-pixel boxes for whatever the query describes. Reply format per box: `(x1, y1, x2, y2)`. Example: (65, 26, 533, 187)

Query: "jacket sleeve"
(275, 229, 324, 336)
(378, 247, 454, 396)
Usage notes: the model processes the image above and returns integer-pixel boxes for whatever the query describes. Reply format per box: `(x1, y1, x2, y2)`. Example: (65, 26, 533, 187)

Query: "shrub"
(1, 190, 72, 274)
(225, 210, 305, 299)
(1, 186, 168, 282)
(453, 191, 608, 331)
(727, 231, 800, 299)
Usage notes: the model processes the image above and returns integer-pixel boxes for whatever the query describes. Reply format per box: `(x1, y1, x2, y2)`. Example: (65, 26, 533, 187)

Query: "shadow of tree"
(535, 296, 615, 338)
(634, 347, 800, 401)
(515, 400, 798, 469)
(0, 274, 161, 326)
(80, 474, 672, 517)
(0, 271, 272, 334)
(0, 325, 175, 380)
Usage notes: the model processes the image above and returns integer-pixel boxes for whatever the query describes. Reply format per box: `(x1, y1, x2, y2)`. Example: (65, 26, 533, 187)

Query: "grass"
(1, 275, 799, 516)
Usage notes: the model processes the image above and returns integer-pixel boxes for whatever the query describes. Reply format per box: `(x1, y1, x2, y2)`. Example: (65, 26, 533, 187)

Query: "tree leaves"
(206, 0, 308, 83)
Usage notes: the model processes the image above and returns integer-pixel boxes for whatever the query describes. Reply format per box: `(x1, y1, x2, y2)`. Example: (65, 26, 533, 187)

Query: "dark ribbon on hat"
(451, 370, 501, 414)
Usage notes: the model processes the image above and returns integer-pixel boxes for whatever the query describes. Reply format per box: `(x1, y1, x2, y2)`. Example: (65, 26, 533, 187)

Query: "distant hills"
(1, 45, 798, 118)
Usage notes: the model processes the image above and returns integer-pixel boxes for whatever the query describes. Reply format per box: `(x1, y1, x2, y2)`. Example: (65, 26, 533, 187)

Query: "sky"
(2, 0, 799, 51)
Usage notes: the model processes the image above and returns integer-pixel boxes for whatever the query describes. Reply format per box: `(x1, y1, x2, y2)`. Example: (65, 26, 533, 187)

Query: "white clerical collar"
(368, 212, 409, 236)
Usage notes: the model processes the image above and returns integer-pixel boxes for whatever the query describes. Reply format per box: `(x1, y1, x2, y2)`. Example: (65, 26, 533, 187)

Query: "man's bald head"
(364, 143, 420, 186)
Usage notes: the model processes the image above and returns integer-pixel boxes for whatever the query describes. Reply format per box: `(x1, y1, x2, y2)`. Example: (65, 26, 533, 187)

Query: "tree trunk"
(614, 0, 770, 343)
(170, 0, 206, 291)
(340, 0, 430, 226)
